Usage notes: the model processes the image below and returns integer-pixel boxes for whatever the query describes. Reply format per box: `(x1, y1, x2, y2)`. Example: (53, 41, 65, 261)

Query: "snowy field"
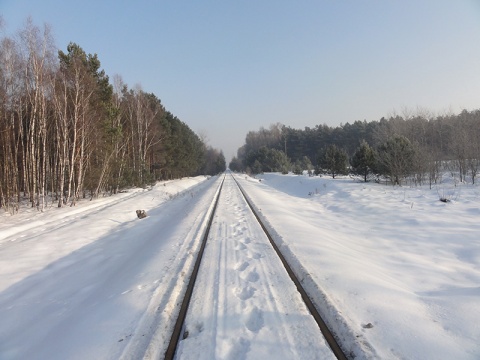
(0, 172, 479, 359)
(237, 172, 480, 359)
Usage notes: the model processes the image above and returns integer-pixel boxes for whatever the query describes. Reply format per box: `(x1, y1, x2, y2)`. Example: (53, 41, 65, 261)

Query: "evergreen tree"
(351, 141, 377, 182)
(301, 156, 313, 172)
(377, 135, 415, 185)
(293, 160, 303, 175)
(252, 160, 262, 175)
(201, 147, 226, 175)
(318, 145, 348, 179)
(214, 151, 226, 174)
(245, 146, 290, 174)
(228, 156, 243, 172)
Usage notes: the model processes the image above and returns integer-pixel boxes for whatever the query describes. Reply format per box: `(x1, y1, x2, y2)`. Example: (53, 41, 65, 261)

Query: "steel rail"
(164, 175, 225, 360)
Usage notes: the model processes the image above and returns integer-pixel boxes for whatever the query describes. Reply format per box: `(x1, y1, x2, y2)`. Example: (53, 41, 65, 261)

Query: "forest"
(229, 108, 480, 187)
(0, 20, 226, 214)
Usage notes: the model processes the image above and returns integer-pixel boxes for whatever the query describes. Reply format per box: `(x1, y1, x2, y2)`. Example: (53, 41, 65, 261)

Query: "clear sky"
(2, 1, 480, 160)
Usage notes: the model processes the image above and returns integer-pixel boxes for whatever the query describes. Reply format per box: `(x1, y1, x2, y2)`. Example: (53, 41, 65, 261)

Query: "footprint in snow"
(235, 261, 249, 272)
(234, 285, 255, 300)
(244, 305, 264, 332)
(249, 252, 262, 260)
(235, 242, 247, 251)
(244, 269, 259, 283)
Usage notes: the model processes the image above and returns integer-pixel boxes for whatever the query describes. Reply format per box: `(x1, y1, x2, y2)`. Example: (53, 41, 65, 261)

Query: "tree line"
(229, 108, 480, 187)
(0, 19, 225, 214)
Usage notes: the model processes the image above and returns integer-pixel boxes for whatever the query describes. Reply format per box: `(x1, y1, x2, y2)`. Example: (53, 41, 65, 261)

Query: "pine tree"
(377, 135, 415, 185)
(318, 145, 348, 179)
(351, 141, 377, 182)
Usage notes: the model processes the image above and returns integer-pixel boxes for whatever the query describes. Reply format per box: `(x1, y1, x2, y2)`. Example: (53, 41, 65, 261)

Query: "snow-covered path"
(0, 176, 221, 360)
(175, 175, 335, 359)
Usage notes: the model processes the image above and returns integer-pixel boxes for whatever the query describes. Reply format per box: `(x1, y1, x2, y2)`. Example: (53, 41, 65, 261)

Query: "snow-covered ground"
(0, 176, 220, 359)
(237, 172, 480, 359)
(0, 172, 479, 359)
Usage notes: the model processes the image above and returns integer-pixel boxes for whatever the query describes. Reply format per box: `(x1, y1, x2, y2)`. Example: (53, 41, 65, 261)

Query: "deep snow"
(0, 172, 479, 359)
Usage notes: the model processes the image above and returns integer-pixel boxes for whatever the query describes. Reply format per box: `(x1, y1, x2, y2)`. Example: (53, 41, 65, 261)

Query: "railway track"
(164, 173, 348, 359)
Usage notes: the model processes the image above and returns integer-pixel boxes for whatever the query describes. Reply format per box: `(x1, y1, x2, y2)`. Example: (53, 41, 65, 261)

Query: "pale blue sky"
(2, 1, 480, 159)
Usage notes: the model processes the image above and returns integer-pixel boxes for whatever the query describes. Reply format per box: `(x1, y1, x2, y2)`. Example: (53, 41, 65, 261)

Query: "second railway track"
(165, 173, 348, 359)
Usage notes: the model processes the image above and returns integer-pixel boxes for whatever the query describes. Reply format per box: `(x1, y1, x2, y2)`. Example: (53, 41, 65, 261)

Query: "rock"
(136, 210, 147, 219)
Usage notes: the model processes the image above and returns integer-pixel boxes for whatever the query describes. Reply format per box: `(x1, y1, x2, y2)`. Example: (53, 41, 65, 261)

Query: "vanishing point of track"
(164, 173, 348, 360)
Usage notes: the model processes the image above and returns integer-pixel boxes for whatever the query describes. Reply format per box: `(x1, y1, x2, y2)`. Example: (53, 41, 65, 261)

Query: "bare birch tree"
(18, 19, 56, 211)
